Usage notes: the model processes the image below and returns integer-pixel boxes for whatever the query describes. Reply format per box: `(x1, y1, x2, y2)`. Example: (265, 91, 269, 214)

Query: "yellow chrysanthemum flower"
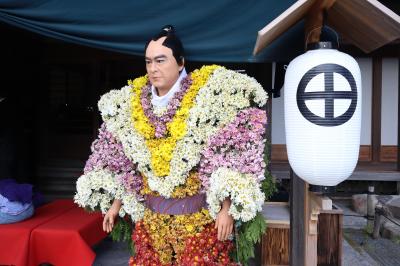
(130, 65, 220, 177)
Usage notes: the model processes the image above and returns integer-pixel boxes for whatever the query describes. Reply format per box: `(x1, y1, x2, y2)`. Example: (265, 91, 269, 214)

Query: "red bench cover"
(0, 199, 107, 266)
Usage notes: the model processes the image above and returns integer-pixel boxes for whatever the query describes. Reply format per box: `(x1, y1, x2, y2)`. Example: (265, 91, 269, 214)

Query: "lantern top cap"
(307, 41, 338, 51)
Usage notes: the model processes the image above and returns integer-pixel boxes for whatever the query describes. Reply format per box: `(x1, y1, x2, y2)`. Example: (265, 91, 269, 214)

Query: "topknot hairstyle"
(144, 25, 185, 65)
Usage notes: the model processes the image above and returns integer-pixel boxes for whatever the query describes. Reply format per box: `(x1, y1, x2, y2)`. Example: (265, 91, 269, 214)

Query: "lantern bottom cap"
(309, 184, 336, 194)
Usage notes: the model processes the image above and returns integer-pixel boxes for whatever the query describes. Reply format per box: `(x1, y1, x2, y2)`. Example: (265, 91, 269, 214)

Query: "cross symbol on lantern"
(296, 63, 358, 127)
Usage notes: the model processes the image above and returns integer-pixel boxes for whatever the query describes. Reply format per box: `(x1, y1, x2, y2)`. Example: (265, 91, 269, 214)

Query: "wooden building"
(254, 0, 400, 195)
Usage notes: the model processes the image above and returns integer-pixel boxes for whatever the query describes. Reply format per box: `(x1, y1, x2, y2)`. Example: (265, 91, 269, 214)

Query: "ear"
(179, 57, 185, 71)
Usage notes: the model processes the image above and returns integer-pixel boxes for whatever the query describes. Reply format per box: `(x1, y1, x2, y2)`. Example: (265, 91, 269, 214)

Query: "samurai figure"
(75, 25, 269, 265)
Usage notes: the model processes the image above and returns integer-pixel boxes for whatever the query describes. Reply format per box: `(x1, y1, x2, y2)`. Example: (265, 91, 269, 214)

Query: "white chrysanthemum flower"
(121, 193, 145, 222)
(75, 174, 92, 204)
(98, 89, 126, 117)
(206, 167, 265, 222)
(74, 168, 139, 218)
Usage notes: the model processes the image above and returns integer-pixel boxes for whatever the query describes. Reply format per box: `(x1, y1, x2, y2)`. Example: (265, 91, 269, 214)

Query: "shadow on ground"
(344, 228, 400, 266)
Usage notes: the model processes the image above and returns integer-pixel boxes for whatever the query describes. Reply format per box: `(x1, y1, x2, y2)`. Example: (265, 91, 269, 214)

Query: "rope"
(381, 214, 400, 227)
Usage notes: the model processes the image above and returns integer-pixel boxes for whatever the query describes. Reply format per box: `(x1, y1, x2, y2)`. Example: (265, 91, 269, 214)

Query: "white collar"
(151, 68, 187, 108)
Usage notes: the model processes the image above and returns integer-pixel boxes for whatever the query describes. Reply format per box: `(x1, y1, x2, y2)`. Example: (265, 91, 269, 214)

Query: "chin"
(151, 80, 162, 88)
(154, 84, 166, 91)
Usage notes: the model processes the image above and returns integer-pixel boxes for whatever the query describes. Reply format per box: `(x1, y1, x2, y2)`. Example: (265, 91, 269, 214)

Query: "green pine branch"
(110, 218, 135, 256)
(236, 212, 267, 266)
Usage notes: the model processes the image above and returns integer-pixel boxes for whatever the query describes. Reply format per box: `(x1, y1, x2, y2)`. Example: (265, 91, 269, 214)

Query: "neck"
(155, 86, 170, 97)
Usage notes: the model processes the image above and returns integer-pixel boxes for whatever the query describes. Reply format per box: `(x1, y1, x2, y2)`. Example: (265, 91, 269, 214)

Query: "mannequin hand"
(102, 200, 121, 233)
(215, 198, 234, 241)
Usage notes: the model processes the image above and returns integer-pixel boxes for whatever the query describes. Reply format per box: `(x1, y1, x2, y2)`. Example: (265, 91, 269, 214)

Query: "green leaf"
(260, 138, 277, 201)
(235, 212, 267, 265)
(110, 218, 135, 256)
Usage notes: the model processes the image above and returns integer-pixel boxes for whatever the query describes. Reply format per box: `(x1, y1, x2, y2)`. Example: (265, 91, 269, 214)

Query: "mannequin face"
(145, 37, 184, 95)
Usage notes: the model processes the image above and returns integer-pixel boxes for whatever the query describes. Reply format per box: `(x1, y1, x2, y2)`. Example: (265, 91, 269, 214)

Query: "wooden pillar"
(289, 1, 337, 265)
(397, 57, 400, 171)
(304, 0, 336, 46)
(290, 169, 307, 266)
(266, 99, 272, 180)
(372, 57, 382, 162)
(317, 207, 343, 265)
(267, 68, 273, 172)
(305, 185, 318, 266)
(290, 172, 334, 266)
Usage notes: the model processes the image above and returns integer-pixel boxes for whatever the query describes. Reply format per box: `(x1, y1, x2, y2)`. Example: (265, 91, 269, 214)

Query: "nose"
(149, 62, 157, 73)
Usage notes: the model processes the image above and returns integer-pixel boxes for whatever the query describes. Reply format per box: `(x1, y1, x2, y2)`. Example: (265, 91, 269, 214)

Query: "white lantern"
(284, 42, 362, 187)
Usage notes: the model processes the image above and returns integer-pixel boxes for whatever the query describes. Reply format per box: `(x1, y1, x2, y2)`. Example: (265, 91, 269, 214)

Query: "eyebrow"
(145, 55, 167, 60)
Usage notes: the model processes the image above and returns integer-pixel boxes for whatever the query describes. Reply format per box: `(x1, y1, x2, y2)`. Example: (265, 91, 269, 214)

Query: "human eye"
(145, 59, 151, 65)
(156, 58, 166, 64)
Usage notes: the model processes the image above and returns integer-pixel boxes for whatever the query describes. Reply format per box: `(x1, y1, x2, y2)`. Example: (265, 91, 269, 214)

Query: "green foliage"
(363, 223, 374, 235)
(392, 235, 400, 245)
(110, 218, 135, 256)
(235, 212, 267, 266)
(263, 138, 271, 166)
(262, 138, 277, 200)
(262, 171, 277, 201)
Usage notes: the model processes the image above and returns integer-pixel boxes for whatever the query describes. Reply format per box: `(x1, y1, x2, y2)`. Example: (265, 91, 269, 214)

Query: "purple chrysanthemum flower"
(140, 75, 193, 138)
(199, 108, 267, 190)
(84, 124, 143, 196)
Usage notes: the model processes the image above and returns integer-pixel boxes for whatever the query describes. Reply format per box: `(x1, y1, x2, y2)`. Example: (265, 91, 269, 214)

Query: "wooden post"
(307, 190, 334, 266)
(290, 169, 335, 266)
(304, 0, 336, 46)
(397, 57, 400, 171)
(367, 185, 375, 229)
(261, 202, 290, 265)
(290, 169, 306, 266)
(372, 57, 382, 162)
(289, 1, 337, 265)
(305, 186, 319, 266)
(317, 204, 343, 265)
(373, 204, 384, 239)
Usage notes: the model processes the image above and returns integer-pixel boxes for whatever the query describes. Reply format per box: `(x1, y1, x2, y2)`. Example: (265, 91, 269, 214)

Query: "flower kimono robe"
(75, 65, 268, 265)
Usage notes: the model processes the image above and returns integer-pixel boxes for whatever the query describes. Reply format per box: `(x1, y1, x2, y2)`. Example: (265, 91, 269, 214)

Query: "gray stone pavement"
(337, 199, 400, 266)
(92, 199, 400, 265)
(342, 237, 379, 266)
(93, 238, 130, 266)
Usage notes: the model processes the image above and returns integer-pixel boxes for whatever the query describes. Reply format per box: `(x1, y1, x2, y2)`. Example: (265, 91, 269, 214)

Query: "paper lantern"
(284, 42, 362, 188)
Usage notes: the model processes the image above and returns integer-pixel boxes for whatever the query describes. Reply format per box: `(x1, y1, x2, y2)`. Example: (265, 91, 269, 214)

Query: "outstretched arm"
(75, 123, 145, 228)
(202, 108, 267, 224)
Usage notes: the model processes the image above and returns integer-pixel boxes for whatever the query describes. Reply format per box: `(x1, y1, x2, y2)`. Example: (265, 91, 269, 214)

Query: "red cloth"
(0, 199, 75, 266)
(28, 204, 107, 266)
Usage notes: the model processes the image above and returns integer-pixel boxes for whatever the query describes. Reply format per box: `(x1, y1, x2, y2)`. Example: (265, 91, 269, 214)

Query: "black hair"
(144, 25, 185, 65)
